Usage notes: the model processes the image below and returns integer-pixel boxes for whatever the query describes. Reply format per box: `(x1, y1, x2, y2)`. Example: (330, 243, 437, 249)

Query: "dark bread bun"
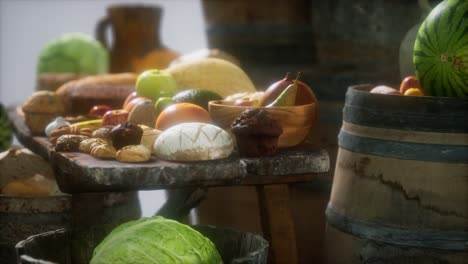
(231, 108, 283, 157)
(110, 122, 143, 150)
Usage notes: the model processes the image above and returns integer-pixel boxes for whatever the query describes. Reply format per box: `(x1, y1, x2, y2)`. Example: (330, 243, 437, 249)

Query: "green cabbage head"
(37, 32, 109, 74)
(90, 216, 222, 264)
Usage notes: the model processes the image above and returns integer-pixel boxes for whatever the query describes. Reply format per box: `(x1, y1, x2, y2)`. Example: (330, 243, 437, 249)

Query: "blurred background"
(0, 0, 207, 106)
(0, 0, 441, 262)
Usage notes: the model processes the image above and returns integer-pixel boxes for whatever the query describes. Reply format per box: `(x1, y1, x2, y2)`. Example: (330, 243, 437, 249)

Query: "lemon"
(403, 88, 424, 96)
(172, 89, 223, 110)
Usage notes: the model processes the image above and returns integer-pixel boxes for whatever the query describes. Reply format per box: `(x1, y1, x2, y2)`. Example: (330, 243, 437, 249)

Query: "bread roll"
(138, 125, 162, 153)
(79, 138, 108, 153)
(56, 73, 137, 115)
(116, 145, 151, 163)
(154, 122, 233, 161)
(90, 144, 116, 159)
(0, 147, 54, 189)
(22, 91, 65, 134)
(1, 174, 56, 196)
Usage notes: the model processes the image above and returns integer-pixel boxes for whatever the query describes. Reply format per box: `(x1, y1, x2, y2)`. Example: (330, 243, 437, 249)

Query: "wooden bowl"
(209, 100, 318, 148)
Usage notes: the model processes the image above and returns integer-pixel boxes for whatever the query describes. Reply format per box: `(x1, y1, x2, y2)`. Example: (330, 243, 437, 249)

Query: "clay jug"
(96, 5, 176, 73)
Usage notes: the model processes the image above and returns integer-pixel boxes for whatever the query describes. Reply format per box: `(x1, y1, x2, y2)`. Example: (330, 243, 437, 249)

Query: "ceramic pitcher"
(96, 5, 166, 73)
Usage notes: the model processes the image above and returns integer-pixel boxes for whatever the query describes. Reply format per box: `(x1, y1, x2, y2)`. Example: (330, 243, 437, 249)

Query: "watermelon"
(0, 104, 12, 151)
(413, 0, 468, 98)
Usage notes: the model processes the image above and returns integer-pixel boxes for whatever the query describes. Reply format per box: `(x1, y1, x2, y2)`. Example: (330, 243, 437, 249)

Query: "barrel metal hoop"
(338, 131, 468, 163)
(343, 105, 468, 133)
(345, 86, 468, 117)
(341, 121, 468, 146)
(326, 205, 468, 251)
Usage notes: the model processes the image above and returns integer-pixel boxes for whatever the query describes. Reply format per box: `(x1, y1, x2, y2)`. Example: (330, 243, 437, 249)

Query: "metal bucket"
(0, 195, 71, 264)
(16, 225, 269, 264)
(1, 191, 141, 264)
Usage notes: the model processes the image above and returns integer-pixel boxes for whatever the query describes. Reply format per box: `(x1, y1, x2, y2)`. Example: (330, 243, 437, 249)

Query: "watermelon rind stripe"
(446, 18, 468, 50)
(427, 9, 442, 52)
(460, 46, 468, 56)
(420, 63, 439, 95)
(437, 65, 447, 96)
(449, 26, 468, 51)
(447, 69, 463, 97)
(421, 23, 438, 54)
(450, 75, 466, 97)
(416, 63, 434, 94)
(452, 70, 468, 88)
(422, 64, 437, 95)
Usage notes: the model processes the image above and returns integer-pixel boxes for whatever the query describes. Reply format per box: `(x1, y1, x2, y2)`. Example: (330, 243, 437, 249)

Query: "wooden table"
(10, 108, 330, 264)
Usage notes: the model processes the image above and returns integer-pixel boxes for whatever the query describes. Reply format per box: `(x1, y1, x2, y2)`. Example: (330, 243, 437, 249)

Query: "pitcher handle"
(96, 16, 111, 50)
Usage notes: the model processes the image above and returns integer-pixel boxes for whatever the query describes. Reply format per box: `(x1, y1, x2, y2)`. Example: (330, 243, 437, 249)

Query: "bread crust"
(56, 73, 137, 115)
(116, 145, 151, 163)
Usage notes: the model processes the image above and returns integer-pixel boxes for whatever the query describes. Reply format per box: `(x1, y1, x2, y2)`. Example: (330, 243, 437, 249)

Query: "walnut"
(49, 125, 92, 144)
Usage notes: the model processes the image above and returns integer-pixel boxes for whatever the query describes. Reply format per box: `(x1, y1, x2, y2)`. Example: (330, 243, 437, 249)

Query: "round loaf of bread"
(154, 122, 233, 161)
(56, 73, 137, 116)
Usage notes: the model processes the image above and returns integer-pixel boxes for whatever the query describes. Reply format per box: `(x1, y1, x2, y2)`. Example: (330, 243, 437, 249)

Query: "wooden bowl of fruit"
(209, 73, 318, 148)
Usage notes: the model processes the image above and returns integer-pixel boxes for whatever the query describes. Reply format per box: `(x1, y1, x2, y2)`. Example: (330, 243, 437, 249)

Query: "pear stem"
(294, 72, 301, 83)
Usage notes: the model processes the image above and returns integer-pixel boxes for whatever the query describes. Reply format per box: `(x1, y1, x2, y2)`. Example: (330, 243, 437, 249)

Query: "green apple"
(135, 69, 177, 101)
(154, 97, 174, 116)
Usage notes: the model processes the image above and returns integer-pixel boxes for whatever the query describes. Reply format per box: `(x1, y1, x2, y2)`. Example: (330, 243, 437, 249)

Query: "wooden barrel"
(0, 195, 71, 264)
(324, 85, 468, 263)
(69, 192, 141, 263)
(16, 226, 269, 264)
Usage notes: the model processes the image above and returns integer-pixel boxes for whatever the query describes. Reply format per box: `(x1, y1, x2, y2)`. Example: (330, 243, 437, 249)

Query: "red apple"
(124, 97, 152, 113)
(88, 105, 112, 118)
(259, 72, 317, 106)
(399, 76, 422, 95)
(123, 92, 138, 109)
(102, 109, 129, 126)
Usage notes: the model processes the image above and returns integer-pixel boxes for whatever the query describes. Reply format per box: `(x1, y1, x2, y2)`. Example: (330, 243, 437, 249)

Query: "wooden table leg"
(156, 187, 207, 221)
(256, 184, 298, 264)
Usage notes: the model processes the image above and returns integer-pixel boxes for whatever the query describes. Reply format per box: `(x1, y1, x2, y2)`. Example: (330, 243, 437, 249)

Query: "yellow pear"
(266, 73, 300, 107)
